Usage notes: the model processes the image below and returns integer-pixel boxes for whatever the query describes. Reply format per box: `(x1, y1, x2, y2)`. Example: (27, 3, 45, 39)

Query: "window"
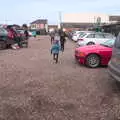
(0, 28, 6, 32)
(86, 34, 95, 38)
(104, 33, 114, 39)
(115, 33, 120, 49)
(79, 33, 86, 38)
(101, 39, 115, 48)
(95, 33, 104, 38)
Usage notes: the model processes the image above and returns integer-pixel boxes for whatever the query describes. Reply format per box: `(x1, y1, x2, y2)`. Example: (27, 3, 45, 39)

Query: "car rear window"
(86, 34, 95, 38)
(104, 33, 114, 38)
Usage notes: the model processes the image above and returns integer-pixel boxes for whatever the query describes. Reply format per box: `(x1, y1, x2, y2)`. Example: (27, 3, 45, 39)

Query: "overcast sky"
(0, 0, 120, 25)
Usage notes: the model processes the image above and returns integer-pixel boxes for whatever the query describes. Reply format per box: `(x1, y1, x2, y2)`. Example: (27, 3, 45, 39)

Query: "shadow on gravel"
(108, 77, 120, 95)
(0, 94, 78, 120)
(28, 94, 78, 119)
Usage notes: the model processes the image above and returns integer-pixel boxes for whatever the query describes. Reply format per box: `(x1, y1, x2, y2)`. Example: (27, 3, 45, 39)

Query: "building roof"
(30, 19, 48, 24)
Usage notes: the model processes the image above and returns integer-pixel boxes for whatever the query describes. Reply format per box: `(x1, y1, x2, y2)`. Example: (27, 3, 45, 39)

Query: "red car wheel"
(86, 54, 100, 68)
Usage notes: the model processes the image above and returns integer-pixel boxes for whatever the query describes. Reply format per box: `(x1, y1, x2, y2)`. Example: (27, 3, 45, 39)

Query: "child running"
(51, 39, 61, 63)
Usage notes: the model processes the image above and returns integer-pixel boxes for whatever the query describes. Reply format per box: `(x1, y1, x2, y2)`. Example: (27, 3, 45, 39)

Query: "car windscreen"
(114, 33, 120, 49)
(73, 31, 80, 35)
(79, 33, 87, 38)
(100, 39, 115, 48)
(0, 28, 7, 33)
(18, 30, 24, 34)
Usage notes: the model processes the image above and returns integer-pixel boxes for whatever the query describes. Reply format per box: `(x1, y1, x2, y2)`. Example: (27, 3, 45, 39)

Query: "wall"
(30, 24, 46, 29)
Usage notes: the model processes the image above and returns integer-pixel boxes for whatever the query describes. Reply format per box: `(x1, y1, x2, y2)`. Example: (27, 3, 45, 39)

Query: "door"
(100, 47, 112, 65)
(85, 33, 95, 44)
(95, 33, 105, 44)
(111, 35, 120, 68)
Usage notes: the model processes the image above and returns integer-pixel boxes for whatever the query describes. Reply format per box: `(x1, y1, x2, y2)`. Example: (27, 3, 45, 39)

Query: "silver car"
(108, 33, 120, 81)
(77, 32, 116, 46)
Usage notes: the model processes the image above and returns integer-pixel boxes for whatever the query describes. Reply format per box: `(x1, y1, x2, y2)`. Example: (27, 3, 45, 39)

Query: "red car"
(75, 39, 115, 68)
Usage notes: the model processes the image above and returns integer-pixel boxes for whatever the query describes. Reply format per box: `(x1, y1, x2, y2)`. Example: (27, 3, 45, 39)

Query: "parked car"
(17, 30, 32, 37)
(72, 31, 91, 42)
(108, 33, 120, 81)
(17, 30, 25, 37)
(0, 27, 8, 35)
(0, 28, 9, 49)
(16, 29, 29, 48)
(72, 30, 80, 35)
(75, 39, 115, 68)
(30, 30, 37, 37)
(77, 32, 115, 46)
(28, 31, 32, 37)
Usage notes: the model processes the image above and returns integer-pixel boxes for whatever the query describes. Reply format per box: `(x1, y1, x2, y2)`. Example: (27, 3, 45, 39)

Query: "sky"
(0, 0, 120, 25)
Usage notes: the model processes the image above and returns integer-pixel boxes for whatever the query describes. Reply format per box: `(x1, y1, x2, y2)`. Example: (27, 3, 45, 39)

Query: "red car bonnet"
(76, 45, 112, 52)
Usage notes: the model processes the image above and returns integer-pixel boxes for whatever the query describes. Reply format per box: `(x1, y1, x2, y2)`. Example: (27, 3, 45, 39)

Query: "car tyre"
(87, 42, 95, 45)
(86, 54, 100, 68)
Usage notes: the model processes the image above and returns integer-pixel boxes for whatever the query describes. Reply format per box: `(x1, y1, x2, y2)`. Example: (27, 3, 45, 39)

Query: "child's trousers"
(53, 53, 59, 63)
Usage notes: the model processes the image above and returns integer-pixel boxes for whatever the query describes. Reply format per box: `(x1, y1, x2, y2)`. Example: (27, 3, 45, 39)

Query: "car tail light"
(78, 38, 84, 41)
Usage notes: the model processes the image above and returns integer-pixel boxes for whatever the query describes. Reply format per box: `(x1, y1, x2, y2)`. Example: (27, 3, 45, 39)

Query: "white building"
(61, 13, 120, 31)
(62, 13, 110, 24)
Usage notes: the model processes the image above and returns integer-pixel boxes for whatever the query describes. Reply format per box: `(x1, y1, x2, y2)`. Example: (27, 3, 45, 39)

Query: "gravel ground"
(0, 36, 120, 120)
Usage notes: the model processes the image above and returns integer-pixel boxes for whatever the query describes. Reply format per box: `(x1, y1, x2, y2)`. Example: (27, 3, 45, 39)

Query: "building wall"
(62, 13, 110, 23)
(31, 23, 46, 29)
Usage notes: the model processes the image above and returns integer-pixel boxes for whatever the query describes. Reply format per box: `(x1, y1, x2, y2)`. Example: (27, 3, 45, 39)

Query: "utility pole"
(58, 11, 62, 29)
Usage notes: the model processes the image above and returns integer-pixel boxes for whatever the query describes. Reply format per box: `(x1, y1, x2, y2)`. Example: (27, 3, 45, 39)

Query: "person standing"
(24, 30, 29, 39)
(51, 40, 61, 64)
(7, 26, 20, 49)
(59, 29, 66, 52)
(7, 26, 15, 48)
(50, 31, 55, 44)
(24, 27, 29, 47)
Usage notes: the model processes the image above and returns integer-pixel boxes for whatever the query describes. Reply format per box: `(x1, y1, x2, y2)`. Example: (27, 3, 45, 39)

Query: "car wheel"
(86, 54, 100, 68)
(87, 42, 95, 45)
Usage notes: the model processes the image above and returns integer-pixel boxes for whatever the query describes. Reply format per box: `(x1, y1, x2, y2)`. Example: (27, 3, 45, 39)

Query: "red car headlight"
(79, 52, 85, 57)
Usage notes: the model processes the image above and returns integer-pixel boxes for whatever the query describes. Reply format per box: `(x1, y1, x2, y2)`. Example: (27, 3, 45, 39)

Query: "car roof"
(76, 31, 95, 34)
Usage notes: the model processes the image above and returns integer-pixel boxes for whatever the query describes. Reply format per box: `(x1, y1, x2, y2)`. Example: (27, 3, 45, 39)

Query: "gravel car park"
(0, 36, 120, 120)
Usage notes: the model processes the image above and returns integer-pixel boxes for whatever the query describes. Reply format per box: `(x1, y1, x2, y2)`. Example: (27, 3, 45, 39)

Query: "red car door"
(99, 47, 113, 65)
